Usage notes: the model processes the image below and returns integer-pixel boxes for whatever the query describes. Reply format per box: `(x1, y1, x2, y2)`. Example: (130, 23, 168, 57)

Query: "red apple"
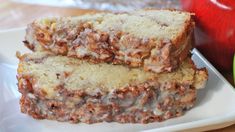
(181, 0, 235, 71)
(234, 55, 235, 82)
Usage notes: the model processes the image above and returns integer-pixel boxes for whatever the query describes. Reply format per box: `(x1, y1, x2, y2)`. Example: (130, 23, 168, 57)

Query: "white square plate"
(0, 28, 234, 132)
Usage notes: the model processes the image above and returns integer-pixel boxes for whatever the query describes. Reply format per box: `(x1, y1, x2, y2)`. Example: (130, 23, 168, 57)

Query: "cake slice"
(17, 52, 207, 124)
(24, 9, 194, 73)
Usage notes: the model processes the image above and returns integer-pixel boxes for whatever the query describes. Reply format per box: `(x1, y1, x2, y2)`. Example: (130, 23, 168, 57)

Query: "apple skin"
(234, 54, 235, 83)
(181, 0, 235, 71)
(233, 54, 235, 84)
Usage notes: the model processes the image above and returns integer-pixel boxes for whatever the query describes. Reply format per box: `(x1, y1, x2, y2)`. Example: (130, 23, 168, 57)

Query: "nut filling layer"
(19, 78, 196, 124)
(24, 10, 194, 73)
(17, 52, 208, 124)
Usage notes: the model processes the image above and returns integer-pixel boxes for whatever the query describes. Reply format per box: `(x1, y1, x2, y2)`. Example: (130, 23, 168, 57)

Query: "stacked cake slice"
(17, 9, 208, 124)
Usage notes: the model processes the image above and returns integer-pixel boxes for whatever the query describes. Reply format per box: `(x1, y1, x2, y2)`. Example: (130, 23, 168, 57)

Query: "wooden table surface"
(0, 0, 234, 131)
